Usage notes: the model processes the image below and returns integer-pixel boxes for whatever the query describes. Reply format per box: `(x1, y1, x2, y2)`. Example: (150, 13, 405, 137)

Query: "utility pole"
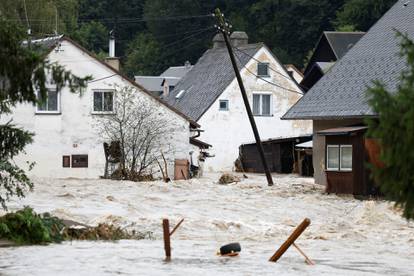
(214, 8, 274, 186)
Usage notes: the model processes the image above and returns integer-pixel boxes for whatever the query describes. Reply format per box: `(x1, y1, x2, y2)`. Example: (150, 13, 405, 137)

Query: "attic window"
(219, 100, 229, 111)
(257, 63, 269, 77)
(176, 90, 185, 99)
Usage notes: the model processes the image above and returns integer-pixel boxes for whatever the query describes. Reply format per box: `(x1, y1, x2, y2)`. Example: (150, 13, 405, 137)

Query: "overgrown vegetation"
(0, 207, 150, 245)
(366, 33, 414, 220)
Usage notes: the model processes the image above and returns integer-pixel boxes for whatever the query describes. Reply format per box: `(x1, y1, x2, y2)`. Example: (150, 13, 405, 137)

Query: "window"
(219, 100, 229, 111)
(327, 145, 340, 170)
(257, 63, 269, 77)
(37, 89, 59, 113)
(340, 145, 353, 171)
(93, 91, 114, 113)
(252, 93, 272, 116)
(62, 156, 70, 168)
(326, 145, 353, 171)
(72, 155, 88, 168)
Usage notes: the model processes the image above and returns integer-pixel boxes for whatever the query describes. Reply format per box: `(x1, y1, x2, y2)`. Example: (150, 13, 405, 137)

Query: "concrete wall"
(198, 47, 312, 172)
(7, 40, 191, 178)
(313, 119, 364, 185)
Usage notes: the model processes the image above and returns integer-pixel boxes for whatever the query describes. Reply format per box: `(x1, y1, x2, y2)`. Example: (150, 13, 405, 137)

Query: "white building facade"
(8, 37, 194, 178)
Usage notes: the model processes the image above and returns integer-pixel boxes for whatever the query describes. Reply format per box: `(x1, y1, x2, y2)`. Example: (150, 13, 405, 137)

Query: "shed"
(238, 136, 312, 174)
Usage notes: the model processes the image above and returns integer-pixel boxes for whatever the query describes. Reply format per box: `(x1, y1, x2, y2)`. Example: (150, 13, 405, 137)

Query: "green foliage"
(334, 0, 396, 31)
(366, 33, 414, 220)
(71, 21, 109, 54)
(124, 33, 162, 76)
(0, 207, 58, 244)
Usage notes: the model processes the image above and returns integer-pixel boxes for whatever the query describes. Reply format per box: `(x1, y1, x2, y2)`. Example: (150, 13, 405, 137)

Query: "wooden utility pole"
(214, 8, 274, 186)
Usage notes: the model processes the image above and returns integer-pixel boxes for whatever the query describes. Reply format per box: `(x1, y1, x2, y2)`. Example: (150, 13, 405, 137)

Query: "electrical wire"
(88, 74, 117, 83)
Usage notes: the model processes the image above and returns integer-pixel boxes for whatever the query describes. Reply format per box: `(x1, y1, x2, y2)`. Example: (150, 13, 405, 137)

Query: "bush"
(0, 207, 63, 244)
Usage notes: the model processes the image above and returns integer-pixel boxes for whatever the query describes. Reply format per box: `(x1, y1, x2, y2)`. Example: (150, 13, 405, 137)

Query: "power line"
(88, 74, 117, 83)
(3, 14, 214, 24)
(233, 48, 303, 95)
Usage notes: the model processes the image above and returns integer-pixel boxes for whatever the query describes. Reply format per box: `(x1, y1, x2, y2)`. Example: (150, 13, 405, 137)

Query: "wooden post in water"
(162, 218, 184, 260)
(269, 218, 311, 263)
(162, 219, 171, 260)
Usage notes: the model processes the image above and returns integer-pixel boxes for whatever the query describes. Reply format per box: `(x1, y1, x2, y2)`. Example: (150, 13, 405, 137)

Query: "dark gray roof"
(164, 43, 263, 121)
(284, 1, 414, 120)
(324, 32, 365, 59)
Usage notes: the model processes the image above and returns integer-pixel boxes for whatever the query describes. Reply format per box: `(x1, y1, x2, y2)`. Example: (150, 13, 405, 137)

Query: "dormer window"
(93, 91, 114, 113)
(257, 62, 269, 77)
(36, 89, 60, 114)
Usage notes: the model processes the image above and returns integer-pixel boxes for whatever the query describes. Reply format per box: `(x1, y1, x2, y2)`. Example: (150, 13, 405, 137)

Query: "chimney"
(105, 30, 120, 71)
(212, 33, 225, 48)
(230, 31, 248, 47)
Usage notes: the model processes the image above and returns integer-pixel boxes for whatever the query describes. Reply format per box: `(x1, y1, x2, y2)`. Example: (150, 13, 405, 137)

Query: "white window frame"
(257, 62, 270, 77)
(252, 92, 273, 116)
(340, 145, 353, 171)
(219, 99, 229, 111)
(326, 144, 353, 171)
(92, 90, 115, 114)
(36, 88, 60, 114)
(326, 145, 340, 171)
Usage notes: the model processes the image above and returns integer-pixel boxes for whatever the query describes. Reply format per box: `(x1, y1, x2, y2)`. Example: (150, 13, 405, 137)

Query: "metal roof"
(283, 0, 414, 120)
(164, 43, 263, 121)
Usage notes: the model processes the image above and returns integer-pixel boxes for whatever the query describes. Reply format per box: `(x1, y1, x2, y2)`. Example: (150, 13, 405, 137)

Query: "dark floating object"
(219, 242, 241, 256)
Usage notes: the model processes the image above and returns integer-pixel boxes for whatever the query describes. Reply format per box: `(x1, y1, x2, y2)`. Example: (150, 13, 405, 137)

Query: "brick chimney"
(105, 30, 120, 71)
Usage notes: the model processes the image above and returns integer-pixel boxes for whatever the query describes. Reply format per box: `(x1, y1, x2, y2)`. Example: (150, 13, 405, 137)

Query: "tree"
(334, 0, 396, 31)
(366, 33, 414, 220)
(72, 21, 109, 55)
(0, 17, 90, 210)
(123, 33, 162, 77)
(95, 85, 180, 181)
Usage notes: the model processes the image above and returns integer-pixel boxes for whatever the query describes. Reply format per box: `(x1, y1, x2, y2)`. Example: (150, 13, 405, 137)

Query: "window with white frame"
(36, 89, 60, 113)
(340, 145, 353, 171)
(219, 100, 229, 111)
(93, 91, 114, 113)
(257, 62, 269, 77)
(252, 93, 272, 116)
(326, 144, 353, 171)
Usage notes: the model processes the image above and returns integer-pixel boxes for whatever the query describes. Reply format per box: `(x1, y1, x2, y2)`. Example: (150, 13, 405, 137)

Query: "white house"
(7, 35, 198, 179)
(164, 32, 312, 172)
